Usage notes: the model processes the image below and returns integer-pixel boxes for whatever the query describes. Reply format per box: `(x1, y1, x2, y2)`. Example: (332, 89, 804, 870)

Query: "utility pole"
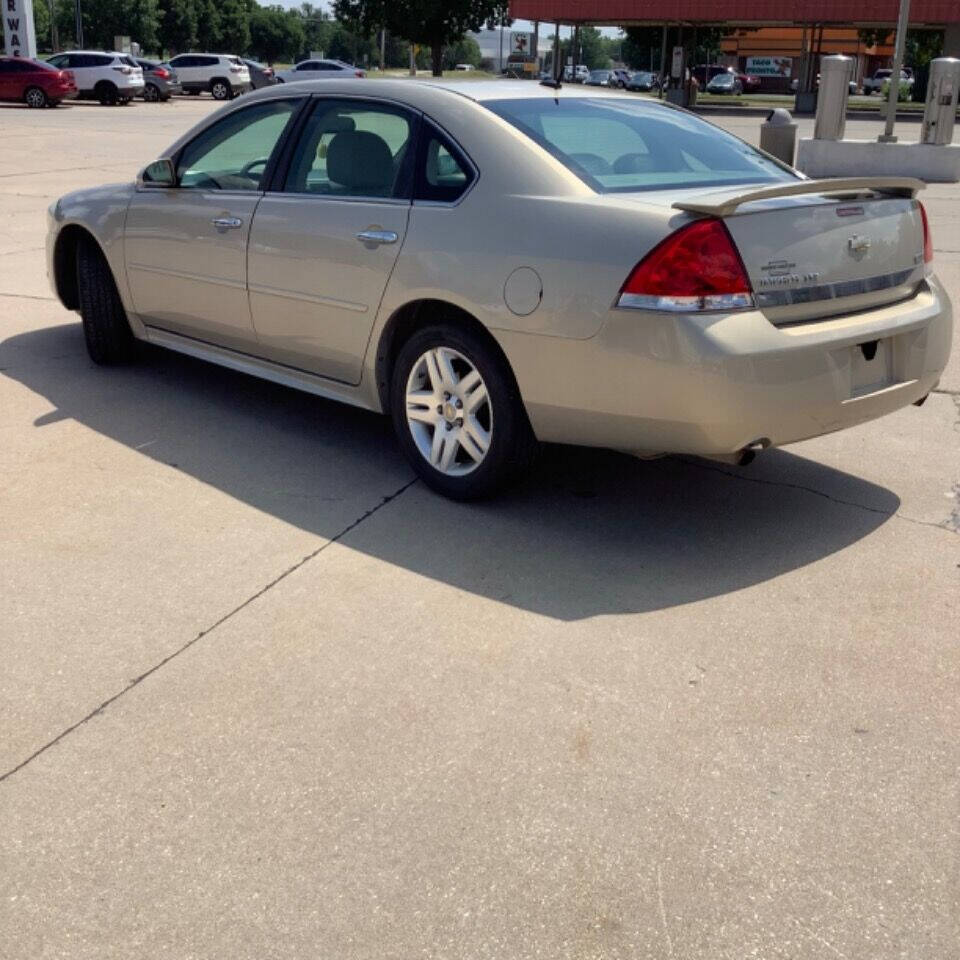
(74, 0, 83, 47)
(879, 0, 911, 141)
(379, 27, 385, 71)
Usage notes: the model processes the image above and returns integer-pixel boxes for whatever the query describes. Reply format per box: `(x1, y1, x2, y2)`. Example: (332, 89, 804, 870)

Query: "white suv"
(45, 51, 144, 105)
(166, 54, 252, 99)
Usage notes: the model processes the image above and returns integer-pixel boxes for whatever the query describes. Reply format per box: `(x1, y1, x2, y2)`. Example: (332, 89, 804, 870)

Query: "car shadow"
(2, 322, 900, 620)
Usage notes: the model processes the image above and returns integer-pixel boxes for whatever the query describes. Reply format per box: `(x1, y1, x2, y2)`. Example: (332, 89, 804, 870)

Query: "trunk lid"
(725, 193, 926, 324)
(670, 177, 927, 324)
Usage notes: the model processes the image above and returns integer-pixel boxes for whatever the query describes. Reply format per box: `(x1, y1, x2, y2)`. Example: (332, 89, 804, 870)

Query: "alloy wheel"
(404, 346, 492, 476)
(25, 87, 46, 108)
(211, 82, 229, 100)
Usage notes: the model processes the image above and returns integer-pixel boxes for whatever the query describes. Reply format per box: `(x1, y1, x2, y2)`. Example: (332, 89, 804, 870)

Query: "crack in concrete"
(682, 457, 957, 535)
(0, 292, 56, 302)
(0, 477, 418, 785)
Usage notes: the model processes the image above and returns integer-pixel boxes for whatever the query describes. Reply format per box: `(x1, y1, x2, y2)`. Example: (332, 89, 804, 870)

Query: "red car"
(0, 56, 77, 107)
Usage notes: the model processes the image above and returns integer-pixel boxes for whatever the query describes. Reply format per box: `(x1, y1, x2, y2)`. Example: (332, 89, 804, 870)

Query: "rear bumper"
(499, 278, 953, 456)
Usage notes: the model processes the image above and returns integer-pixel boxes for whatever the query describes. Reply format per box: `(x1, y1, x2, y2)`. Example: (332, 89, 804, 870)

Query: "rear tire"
(210, 79, 230, 100)
(143, 83, 160, 102)
(76, 239, 136, 365)
(390, 323, 537, 500)
(95, 81, 118, 106)
(24, 86, 48, 108)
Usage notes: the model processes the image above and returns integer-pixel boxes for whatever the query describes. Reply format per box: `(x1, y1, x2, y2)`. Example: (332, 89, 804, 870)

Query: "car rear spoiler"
(673, 177, 924, 218)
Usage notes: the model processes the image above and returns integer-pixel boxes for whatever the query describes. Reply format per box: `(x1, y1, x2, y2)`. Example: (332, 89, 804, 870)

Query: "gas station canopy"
(508, 1, 959, 25)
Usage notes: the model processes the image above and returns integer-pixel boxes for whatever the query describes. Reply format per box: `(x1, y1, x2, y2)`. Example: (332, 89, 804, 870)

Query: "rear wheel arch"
(374, 299, 522, 415)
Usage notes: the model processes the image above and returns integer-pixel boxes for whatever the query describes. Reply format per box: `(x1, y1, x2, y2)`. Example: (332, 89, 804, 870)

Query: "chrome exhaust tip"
(737, 439, 770, 467)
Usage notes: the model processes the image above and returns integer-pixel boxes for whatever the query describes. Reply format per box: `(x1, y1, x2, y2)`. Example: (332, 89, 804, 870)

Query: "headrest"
(326, 130, 394, 194)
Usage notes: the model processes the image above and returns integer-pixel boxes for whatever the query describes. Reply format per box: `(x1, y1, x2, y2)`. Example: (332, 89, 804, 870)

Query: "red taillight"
(230, 66, 241, 72)
(618, 218, 754, 312)
(113, 65, 132, 75)
(355, 70, 364, 77)
(263, 68, 273, 77)
(153, 67, 170, 79)
(919, 201, 933, 265)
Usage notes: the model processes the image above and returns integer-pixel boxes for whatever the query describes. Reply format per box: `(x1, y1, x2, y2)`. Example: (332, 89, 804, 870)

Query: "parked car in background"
(610, 68, 631, 88)
(242, 59, 277, 89)
(47, 79, 951, 500)
(562, 65, 590, 83)
(792, 73, 863, 95)
(0, 56, 76, 107)
(691, 64, 732, 88)
(275, 59, 365, 83)
(136, 59, 181, 101)
(626, 71, 660, 91)
(733, 71, 761, 92)
(585, 69, 615, 87)
(45, 51, 143, 105)
(706, 72, 742, 94)
(862, 68, 914, 96)
(166, 54, 251, 99)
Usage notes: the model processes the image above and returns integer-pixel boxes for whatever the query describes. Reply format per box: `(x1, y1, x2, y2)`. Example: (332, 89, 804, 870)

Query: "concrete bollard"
(759, 108, 798, 167)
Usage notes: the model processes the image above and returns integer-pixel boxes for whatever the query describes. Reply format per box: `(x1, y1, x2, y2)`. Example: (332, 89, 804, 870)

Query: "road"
(1, 96, 958, 960)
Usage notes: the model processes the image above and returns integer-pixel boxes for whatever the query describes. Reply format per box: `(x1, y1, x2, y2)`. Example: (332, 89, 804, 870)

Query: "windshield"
(484, 97, 795, 193)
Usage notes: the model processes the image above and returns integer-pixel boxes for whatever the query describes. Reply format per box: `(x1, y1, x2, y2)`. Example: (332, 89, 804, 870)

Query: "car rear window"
(121, 56, 138, 67)
(484, 97, 795, 193)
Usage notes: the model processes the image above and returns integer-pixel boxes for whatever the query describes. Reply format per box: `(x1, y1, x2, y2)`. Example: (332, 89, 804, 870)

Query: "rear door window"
(485, 97, 795, 193)
(282, 99, 415, 199)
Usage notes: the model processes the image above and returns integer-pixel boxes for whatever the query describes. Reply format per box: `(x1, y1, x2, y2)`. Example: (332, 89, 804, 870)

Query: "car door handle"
(356, 229, 398, 245)
(211, 216, 243, 229)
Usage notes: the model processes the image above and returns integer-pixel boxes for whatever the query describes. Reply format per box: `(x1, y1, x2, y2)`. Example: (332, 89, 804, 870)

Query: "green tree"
(58, 0, 161, 53)
(858, 27, 943, 68)
(623, 25, 726, 74)
(218, 0, 251, 55)
(193, 0, 221, 50)
(442, 35, 481, 69)
(249, 4, 304, 63)
(333, 0, 499, 76)
(33, 0, 53, 52)
(159, 0, 198, 54)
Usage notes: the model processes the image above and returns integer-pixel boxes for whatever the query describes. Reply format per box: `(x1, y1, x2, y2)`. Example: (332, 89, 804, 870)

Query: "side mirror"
(138, 158, 176, 188)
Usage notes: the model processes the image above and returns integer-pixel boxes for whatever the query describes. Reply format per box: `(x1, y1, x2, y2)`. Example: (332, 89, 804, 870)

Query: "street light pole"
(879, 0, 911, 142)
(74, 0, 83, 47)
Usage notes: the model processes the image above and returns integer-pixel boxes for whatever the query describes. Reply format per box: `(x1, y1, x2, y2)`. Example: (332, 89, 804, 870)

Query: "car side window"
(46, 54, 67, 68)
(283, 99, 415, 199)
(415, 125, 475, 203)
(177, 100, 299, 191)
(201, 56, 219, 67)
(92, 55, 113, 67)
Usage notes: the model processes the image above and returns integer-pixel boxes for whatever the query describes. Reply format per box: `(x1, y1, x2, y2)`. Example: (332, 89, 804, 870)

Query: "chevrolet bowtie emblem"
(848, 235, 872, 255)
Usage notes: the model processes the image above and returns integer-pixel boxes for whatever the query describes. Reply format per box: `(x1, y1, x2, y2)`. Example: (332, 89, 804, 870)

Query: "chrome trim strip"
(756, 268, 919, 310)
(127, 262, 246, 291)
(248, 282, 368, 313)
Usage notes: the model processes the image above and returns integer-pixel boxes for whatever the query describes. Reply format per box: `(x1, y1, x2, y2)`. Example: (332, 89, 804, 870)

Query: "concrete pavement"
(1, 97, 958, 960)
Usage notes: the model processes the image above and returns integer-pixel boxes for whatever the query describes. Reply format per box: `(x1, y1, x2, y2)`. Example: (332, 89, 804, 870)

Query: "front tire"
(390, 324, 536, 500)
(76, 239, 136, 365)
(24, 85, 48, 108)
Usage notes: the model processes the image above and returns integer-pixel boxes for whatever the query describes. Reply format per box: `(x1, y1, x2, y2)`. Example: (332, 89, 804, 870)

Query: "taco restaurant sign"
(745, 56, 792, 77)
(3, 0, 37, 59)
